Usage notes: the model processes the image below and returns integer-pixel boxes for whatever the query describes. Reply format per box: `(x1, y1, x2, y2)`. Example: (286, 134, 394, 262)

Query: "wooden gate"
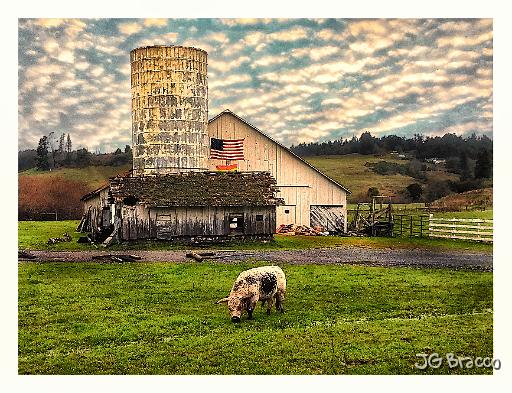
(310, 205, 344, 233)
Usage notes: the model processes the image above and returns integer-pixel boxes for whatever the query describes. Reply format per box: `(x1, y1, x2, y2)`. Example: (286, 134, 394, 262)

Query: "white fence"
(428, 214, 493, 242)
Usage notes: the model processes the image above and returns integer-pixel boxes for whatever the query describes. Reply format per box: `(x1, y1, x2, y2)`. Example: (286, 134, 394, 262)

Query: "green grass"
(18, 221, 493, 253)
(18, 262, 493, 374)
(432, 210, 493, 220)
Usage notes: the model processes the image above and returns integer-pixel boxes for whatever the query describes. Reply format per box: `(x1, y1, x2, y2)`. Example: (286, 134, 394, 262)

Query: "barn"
(208, 110, 350, 232)
(79, 44, 349, 243)
(80, 171, 282, 243)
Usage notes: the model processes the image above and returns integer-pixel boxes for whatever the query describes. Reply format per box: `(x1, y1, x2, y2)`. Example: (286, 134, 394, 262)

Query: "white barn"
(208, 110, 350, 232)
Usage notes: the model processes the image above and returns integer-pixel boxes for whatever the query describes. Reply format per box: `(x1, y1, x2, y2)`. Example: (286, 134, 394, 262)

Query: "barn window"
(285, 209, 290, 214)
(229, 213, 244, 234)
(256, 215, 263, 221)
(123, 195, 139, 206)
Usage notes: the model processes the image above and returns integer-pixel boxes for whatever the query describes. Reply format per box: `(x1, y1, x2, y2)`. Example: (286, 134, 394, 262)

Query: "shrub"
(406, 183, 423, 201)
(18, 176, 90, 220)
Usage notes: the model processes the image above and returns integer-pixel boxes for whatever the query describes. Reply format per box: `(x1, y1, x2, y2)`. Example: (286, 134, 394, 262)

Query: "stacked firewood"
(276, 224, 329, 236)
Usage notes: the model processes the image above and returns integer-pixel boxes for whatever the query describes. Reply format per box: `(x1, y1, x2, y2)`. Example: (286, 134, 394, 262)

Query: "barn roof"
(208, 109, 351, 194)
(109, 171, 284, 207)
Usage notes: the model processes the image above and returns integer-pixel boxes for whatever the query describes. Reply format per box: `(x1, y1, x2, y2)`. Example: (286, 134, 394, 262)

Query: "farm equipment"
(348, 196, 393, 237)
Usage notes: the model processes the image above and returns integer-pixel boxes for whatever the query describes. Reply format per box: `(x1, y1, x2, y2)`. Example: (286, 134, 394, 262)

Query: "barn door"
(310, 205, 345, 233)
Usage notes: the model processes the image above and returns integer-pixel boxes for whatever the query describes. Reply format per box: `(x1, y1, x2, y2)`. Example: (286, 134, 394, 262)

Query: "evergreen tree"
(36, 136, 50, 170)
(474, 149, 492, 179)
(458, 150, 471, 180)
(359, 131, 376, 155)
(58, 133, 65, 152)
(66, 134, 72, 153)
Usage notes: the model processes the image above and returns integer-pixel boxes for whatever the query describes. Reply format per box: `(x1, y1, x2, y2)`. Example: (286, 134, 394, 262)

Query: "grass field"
(19, 164, 131, 191)
(18, 262, 493, 375)
(18, 220, 493, 253)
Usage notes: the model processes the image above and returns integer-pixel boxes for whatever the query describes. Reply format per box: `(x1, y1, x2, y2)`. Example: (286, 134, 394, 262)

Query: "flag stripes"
(210, 138, 245, 160)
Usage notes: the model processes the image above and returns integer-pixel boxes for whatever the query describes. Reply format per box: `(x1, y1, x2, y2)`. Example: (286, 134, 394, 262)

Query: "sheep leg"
(275, 292, 285, 313)
(266, 296, 274, 315)
(247, 296, 258, 319)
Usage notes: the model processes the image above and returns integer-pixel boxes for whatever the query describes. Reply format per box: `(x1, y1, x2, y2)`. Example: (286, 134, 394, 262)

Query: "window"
(229, 213, 244, 234)
(256, 214, 263, 221)
(123, 195, 139, 206)
(284, 209, 290, 214)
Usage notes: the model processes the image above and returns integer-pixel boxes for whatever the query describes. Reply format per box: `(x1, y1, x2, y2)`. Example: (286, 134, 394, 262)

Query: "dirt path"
(20, 246, 493, 271)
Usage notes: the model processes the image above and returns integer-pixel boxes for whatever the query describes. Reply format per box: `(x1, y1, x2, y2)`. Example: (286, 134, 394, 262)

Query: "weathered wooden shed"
(208, 110, 351, 232)
(80, 171, 282, 242)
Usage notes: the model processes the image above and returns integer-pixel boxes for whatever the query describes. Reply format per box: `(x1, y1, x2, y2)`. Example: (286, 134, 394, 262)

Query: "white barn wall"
(207, 112, 348, 230)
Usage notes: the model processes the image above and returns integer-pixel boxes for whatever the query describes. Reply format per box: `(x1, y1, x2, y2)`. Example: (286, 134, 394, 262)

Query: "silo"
(130, 46, 208, 175)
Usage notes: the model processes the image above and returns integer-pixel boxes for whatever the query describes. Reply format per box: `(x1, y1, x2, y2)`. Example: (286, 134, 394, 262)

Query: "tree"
(359, 131, 376, 155)
(75, 148, 92, 167)
(458, 150, 471, 180)
(474, 149, 492, 179)
(66, 134, 72, 153)
(406, 183, 423, 201)
(47, 131, 57, 169)
(36, 136, 50, 170)
(124, 145, 131, 154)
(58, 133, 65, 153)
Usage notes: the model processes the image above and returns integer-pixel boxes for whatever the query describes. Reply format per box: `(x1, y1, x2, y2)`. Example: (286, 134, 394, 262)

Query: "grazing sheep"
(216, 266, 286, 323)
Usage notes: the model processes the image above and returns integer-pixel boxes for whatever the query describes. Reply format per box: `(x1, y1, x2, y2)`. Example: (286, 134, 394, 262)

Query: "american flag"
(210, 138, 245, 160)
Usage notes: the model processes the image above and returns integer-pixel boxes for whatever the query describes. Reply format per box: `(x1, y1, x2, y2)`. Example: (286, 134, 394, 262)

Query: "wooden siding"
(208, 112, 348, 230)
(82, 188, 111, 232)
(120, 205, 276, 241)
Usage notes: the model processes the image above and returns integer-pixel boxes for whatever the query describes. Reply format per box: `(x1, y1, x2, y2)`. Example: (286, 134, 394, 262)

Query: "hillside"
(430, 188, 493, 210)
(303, 154, 459, 202)
(18, 165, 131, 220)
(18, 154, 458, 219)
(19, 164, 132, 192)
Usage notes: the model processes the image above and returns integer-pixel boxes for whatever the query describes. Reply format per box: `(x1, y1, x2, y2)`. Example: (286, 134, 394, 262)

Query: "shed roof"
(80, 184, 110, 202)
(208, 109, 351, 194)
(110, 171, 283, 207)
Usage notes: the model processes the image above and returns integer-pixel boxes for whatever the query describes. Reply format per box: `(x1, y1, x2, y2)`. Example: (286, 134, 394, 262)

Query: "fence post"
(420, 216, 423, 238)
(429, 214, 433, 238)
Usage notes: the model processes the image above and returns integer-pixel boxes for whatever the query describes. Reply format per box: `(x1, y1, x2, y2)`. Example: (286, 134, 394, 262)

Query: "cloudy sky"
(18, 18, 493, 152)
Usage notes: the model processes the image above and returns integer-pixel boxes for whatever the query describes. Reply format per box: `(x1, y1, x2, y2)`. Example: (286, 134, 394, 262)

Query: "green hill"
(304, 154, 455, 202)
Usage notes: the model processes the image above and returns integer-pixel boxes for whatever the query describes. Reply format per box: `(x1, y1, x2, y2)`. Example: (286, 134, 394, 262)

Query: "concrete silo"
(130, 46, 208, 175)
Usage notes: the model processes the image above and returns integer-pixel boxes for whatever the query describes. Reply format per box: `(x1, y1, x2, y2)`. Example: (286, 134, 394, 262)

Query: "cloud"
(35, 19, 66, 28)
(309, 46, 340, 61)
(219, 18, 275, 26)
(18, 18, 493, 150)
(143, 19, 168, 27)
(437, 31, 493, 48)
(210, 56, 250, 72)
(209, 73, 251, 89)
(118, 21, 143, 35)
(251, 55, 288, 68)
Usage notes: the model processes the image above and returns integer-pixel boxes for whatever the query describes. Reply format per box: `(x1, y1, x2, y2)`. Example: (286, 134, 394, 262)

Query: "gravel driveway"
(20, 246, 493, 271)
